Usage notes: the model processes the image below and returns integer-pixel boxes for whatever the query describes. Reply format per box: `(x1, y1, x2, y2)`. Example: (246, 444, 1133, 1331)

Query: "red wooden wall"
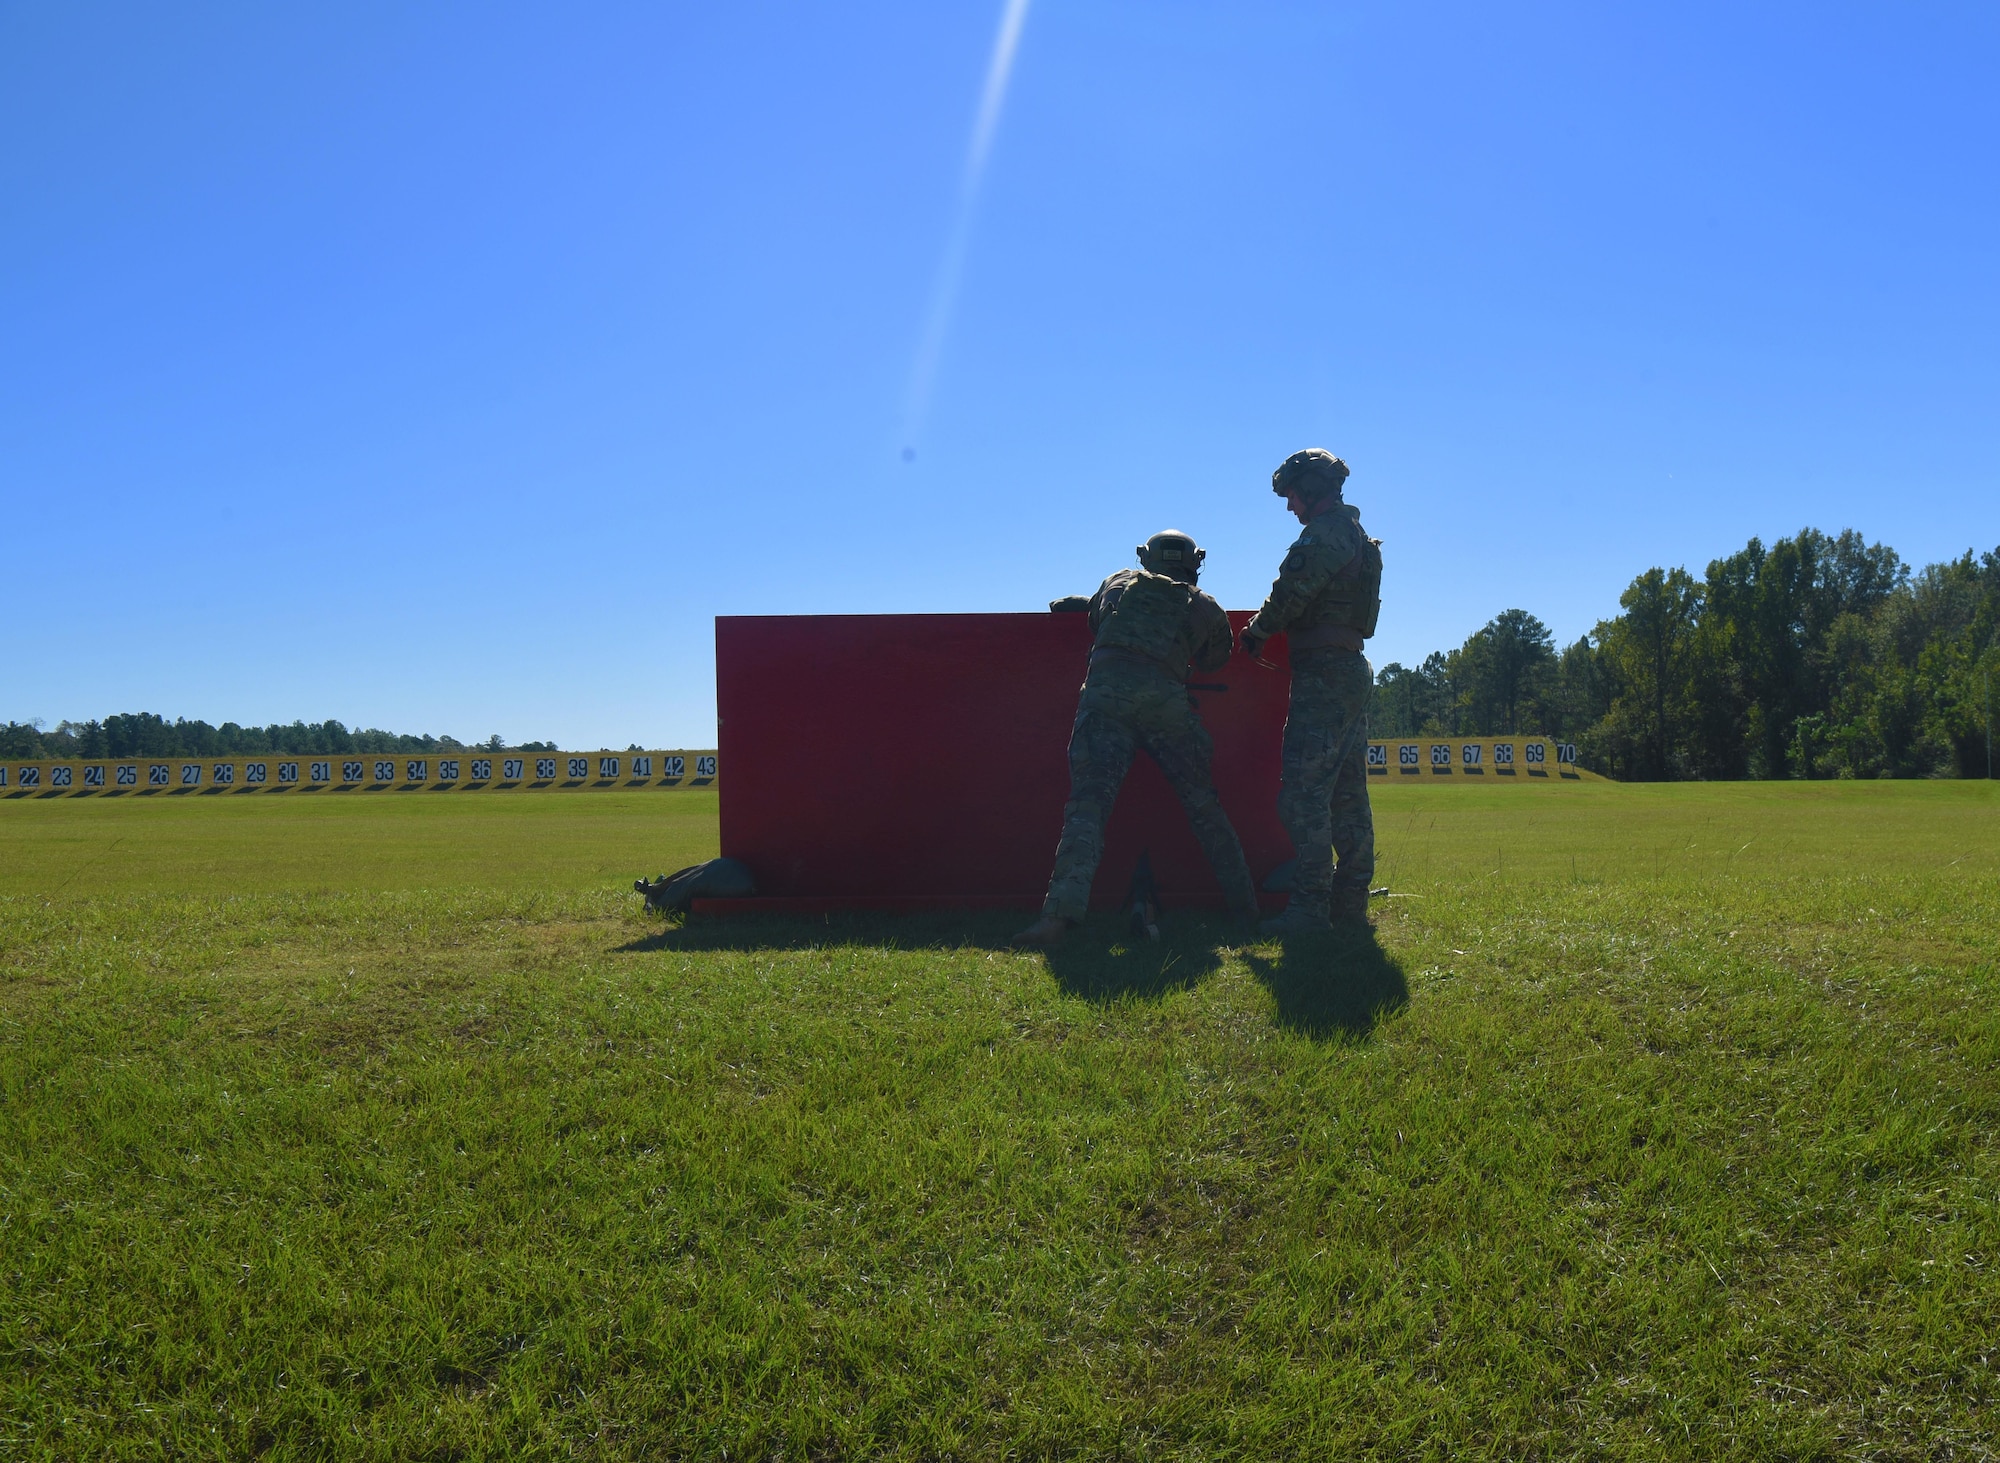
(713, 612, 1297, 911)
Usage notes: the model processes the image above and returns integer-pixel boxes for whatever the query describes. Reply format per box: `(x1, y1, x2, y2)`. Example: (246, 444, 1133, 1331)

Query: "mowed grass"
(0, 788, 720, 897)
(2, 783, 1997, 1460)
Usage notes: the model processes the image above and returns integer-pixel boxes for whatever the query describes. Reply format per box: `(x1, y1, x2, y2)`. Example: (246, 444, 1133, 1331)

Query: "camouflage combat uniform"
(1245, 499, 1383, 921)
(1040, 569, 1260, 923)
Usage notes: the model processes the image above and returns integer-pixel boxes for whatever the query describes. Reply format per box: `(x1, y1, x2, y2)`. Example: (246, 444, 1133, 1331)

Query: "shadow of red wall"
(715, 612, 1297, 911)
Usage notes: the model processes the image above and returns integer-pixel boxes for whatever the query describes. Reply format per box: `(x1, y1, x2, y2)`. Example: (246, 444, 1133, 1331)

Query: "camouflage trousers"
(1278, 648, 1375, 919)
(1041, 669, 1258, 923)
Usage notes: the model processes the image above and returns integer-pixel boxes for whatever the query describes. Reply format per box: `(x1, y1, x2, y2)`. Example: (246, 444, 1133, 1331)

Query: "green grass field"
(3, 782, 1997, 1459)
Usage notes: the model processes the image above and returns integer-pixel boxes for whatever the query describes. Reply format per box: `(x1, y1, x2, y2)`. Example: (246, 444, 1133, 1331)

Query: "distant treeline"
(1374, 528, 2000, 781)
(0, 713, 561, 760)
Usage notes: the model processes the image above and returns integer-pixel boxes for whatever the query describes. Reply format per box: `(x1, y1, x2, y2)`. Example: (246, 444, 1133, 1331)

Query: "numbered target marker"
(8, 749, 724, 804)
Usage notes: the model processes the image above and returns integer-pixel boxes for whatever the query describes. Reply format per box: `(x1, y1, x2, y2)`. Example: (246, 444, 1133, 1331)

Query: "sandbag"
(634, 857, 756, 913)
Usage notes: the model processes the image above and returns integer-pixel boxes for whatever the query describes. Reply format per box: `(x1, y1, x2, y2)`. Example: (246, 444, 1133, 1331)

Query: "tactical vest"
(1093, 569, 1195, 667)
(1319, 533, 1383, 638)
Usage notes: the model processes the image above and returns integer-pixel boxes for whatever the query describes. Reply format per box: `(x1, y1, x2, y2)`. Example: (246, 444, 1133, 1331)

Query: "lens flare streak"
(901, 0, 1033, 454)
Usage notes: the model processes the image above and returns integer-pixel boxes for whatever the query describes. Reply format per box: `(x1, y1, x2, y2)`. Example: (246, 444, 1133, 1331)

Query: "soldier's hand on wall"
(1241, 628, 1278, 668)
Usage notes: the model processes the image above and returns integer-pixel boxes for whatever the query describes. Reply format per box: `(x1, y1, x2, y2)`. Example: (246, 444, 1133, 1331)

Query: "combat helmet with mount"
(1136, 529, 1205, 584)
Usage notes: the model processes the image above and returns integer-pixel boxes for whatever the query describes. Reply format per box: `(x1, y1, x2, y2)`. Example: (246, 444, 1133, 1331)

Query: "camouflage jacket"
(1086, 569, 1234, 680)
(1245, 501, 1382, 645)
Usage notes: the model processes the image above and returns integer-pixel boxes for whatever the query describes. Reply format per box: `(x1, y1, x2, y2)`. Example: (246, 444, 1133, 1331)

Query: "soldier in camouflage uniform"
(1240, 450, 1383, 933)
(1011, 531, 1261, 948)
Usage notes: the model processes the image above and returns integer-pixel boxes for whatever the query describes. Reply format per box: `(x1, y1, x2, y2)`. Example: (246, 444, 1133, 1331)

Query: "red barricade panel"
(714, 612, 1298, 911)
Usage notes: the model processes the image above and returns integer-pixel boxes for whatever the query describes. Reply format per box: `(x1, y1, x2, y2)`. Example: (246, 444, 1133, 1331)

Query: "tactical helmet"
(1272, 448, 1350, 503)
(1138, 529, 1205, 583)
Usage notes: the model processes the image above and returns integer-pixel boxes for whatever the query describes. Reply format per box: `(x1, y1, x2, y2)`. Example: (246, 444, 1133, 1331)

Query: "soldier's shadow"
(1040, 918, 1229, 1003)
(1241, 924, 1410, 1042)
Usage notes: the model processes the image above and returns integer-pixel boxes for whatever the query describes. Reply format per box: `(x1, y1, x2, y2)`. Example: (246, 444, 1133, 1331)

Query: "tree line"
(0, 714, 560, 760)
(1372, 528, 2000, 780)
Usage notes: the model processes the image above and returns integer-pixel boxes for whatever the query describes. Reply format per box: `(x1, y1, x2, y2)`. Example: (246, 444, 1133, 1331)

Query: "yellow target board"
(1366, 737, 1602, 781)
(0, 750, 719, 800)
(4, 739, 1601, 801)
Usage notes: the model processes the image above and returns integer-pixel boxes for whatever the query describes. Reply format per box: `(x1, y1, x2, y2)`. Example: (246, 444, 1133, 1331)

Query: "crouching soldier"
(1240, 450, 1382, 933)
(1012, 531, 1261, 948)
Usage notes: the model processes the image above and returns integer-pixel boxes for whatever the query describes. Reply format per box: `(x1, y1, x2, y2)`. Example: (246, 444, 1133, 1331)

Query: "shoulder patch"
(1303, 515, 1361, 555)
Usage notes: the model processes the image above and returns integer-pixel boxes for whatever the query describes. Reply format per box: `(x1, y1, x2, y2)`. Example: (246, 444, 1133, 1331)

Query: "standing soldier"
(1240, 450, 1382, 933)
(1011, 531, 1262, 948)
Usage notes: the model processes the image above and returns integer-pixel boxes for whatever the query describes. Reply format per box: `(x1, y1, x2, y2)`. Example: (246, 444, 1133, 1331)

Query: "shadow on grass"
(1040, 920, 1228, 1003)
(612, 915, 1232, 995)
(611, 910, 1028, 956)
(1241, 923, 1410, 1042)
(613, 909, 1402, 1037)
(613, 909, 1227, 1003)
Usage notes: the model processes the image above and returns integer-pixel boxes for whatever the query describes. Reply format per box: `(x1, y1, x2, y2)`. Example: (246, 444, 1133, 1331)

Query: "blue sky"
(5, 1, 1996, 747)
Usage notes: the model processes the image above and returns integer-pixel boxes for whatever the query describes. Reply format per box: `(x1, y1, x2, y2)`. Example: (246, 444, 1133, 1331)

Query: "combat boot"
(1010, 914, 1075, 949)
(1331, 883, 1375, 926)
(1259, 901, 1333, 937)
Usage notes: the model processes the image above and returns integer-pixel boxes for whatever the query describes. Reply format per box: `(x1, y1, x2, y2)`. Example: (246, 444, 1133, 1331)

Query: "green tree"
(1448, 609, 1556, 734)
(1594, 567, 1702, 781)
(1372, 654, 1455, 737)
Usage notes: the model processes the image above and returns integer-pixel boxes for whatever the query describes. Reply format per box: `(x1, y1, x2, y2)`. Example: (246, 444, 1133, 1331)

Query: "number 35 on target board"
(0, 751, 719, 799)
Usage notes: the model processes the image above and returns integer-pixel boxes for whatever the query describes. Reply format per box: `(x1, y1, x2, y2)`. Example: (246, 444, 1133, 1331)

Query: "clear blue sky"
(5, 2, 1996, 747)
